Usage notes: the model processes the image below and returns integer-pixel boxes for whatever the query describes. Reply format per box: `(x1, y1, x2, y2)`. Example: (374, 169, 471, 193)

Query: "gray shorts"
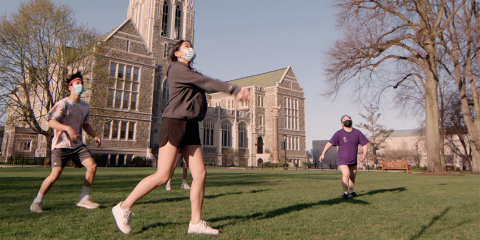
(51, 145, 93, 168)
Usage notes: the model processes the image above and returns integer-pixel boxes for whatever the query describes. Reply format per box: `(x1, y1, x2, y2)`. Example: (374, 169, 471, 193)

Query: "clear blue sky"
(0, 0, 420, 150)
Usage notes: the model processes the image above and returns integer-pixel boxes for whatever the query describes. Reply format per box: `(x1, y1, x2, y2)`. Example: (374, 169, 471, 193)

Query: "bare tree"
(382, 146, 418, 165)
(325, 0, 467, 172)
(0, 0, 103, 165)
(444, 94, 473, 170)
(438, 0, 480, 172)
(356, 104, 394, 168)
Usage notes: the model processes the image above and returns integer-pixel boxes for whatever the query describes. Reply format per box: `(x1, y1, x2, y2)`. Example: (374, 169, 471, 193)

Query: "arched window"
(203, 120, 214, 146)
(162, 79, 169, 101)
(161, 1, 169, 37)
(222, 122, 232, 147)
(174, 5, 182, 39)
(238, 123, 247, 148)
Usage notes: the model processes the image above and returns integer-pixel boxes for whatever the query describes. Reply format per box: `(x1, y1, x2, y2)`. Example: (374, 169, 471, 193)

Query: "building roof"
(226, 68, 288, 88)
(388, 129, 424, 137)
(101, 18, 152, 54)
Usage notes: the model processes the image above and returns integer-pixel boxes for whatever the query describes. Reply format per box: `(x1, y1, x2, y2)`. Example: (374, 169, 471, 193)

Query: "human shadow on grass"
(410, 207, 451, 240)
(358, 187, 407, 196)
(134, 190, 270, 233)
(135, 189, 270, 206)
(135, 221, 178, 234)
(208, 187, 407, 229)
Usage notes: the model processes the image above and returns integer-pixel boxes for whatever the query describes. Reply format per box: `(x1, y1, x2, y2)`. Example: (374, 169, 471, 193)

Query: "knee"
(49, 172, 62, 182)
(87, 162, 97, 172)
(195, 169, 207, 181)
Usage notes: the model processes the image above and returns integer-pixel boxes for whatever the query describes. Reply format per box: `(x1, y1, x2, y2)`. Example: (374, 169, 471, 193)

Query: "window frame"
(103, 119, 137, 141)
(238, 123, 247, 148)
(222, 122, 232, 147)
(108, 62, 140, 111)
(161, 1, 169, 37)
(203, 120, 215, 146)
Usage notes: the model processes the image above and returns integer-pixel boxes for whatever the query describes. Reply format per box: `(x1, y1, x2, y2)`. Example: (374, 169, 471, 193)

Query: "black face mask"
(343, 120, 352, 128)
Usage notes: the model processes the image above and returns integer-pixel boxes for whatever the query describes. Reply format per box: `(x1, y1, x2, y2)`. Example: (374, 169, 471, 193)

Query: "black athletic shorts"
(51, 144, 92, 168)
(159, 117, 201, 149)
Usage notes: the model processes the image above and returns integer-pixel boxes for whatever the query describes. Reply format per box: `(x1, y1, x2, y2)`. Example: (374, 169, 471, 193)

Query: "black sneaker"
(342, 193, 349, 200)
(349, 191, 358, 197)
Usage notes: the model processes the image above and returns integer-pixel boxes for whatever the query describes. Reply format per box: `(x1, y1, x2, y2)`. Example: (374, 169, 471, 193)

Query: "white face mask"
(183, 48, 196, 62)
(73, 85, 85, 95)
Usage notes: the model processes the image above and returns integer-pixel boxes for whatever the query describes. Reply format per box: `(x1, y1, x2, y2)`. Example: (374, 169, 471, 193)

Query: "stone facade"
(1, 0, 308, 167)
(86, 18, 156, 165)
(203, 67, 307, 166)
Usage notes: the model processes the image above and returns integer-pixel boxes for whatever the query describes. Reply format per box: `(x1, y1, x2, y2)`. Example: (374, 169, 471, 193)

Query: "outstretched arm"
(319, 142, 333, 162)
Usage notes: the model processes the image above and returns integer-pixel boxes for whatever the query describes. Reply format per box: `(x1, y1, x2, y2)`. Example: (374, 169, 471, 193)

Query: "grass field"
(1, 167, 478, 239)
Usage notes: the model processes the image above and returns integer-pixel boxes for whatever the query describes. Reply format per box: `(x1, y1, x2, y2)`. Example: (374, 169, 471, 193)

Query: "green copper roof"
(226, 68, 287, 88)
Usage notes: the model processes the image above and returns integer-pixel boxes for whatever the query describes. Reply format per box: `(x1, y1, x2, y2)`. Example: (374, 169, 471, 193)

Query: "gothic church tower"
(127, 0, 195, 52)
(127, 0, 195, 152)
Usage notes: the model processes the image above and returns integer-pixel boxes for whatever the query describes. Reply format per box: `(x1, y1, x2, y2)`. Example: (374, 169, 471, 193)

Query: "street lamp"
(415, 144, 419, 168)
(283, 134, 287, 170)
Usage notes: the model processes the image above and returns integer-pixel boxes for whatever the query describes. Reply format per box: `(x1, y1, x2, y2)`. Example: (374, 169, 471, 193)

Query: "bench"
(381, 161, 411, 173)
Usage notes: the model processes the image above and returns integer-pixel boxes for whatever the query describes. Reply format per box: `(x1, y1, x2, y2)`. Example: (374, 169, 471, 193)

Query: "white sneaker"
(30, 201, 43, 213)
(112, 202, 133, 234)
(181, 182, 191, 189)
(165, 181, 171, 191)
(188, 220, 219, 235)
(76, 195, 100, 209)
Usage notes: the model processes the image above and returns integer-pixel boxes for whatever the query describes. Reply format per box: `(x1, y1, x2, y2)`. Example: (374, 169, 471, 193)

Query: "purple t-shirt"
(329, 128, 369, 165)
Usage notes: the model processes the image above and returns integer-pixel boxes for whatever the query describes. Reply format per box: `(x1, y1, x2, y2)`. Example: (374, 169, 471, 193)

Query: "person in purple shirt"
(319, 115, 369, 200)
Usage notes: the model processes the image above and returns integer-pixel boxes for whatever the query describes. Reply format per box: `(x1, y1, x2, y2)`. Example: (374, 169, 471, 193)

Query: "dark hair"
(169, 40, 192, 62)
(340, 115, 351, 122)
(66, 71, 83, 85)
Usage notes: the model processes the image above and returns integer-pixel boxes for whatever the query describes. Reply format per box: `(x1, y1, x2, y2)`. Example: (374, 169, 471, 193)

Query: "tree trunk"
(471, 142, 480, 172)
(43, 129, 53, 167)
(424, 71, 444, 172)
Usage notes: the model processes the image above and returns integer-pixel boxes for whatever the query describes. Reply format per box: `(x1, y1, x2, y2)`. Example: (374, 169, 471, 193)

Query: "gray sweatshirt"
(162, 61, 241, 121)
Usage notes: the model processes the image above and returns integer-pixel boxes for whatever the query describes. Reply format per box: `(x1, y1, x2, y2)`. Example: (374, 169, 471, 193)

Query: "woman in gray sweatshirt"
(112, 40, 252, 235)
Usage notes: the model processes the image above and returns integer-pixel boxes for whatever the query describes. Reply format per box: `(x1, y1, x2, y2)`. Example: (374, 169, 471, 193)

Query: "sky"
(0, 0, 421, 150)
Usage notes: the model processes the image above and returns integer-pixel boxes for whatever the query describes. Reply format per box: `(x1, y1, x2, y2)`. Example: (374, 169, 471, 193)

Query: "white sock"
(349, 190, 354, 194)
(79, 186, 90, 200)
(167, 179, 171, 185)
(34, 192, 44, 203)
(182, 179, 186, 184)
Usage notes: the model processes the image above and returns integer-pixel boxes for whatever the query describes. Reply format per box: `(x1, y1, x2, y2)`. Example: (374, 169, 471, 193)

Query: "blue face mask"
(73, 85, 85, 95)
(183, 48, 196, 62)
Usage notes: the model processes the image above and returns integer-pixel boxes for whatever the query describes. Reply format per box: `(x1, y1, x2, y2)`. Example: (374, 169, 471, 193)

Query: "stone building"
(202, 66, 307, 166)
(2, 0, 307, 166)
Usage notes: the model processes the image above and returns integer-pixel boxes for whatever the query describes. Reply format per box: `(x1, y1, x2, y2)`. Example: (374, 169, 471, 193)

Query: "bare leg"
(38, 167, 64, 195)
(81, 158, 97, 187)
(180, 145, 205, 224)
(348, 165, 357, 192)
(339, 165, 350, 193)
(122, 142, 179, 209)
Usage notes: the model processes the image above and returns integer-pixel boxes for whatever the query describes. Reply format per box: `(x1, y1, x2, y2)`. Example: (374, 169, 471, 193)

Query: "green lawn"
(0, 167, 478, 239)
